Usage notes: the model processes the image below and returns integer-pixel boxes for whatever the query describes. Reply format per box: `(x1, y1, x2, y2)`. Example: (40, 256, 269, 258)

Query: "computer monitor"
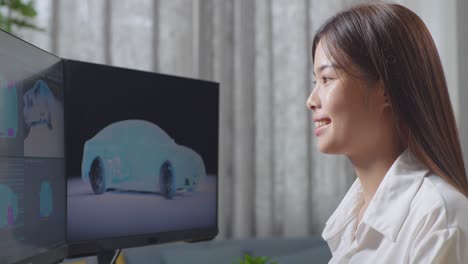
(0, 30, 67, 264)
(65, 60, 219, 258)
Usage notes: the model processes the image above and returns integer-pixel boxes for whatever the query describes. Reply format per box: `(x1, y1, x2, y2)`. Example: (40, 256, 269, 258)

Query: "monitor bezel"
(67, 228, 218, 258)
(13, 245, 68, 264)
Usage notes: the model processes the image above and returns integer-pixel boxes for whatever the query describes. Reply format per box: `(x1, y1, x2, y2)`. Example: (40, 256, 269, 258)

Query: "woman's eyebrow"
(313, 64, 334, 76)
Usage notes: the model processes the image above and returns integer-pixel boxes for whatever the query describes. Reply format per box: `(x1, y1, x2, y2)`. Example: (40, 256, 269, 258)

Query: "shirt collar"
(322, 149, 429, 243)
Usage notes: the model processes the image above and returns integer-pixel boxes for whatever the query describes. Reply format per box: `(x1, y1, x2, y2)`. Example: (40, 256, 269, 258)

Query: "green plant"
(233, 253, 279, 264)
(0, 0, 42, 33)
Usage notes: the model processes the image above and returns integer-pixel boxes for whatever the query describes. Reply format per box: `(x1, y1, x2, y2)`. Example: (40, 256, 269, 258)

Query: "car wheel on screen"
(159, 161, 175, 199)
(90, 157, 106, 194)
(185, 178, 194, 192)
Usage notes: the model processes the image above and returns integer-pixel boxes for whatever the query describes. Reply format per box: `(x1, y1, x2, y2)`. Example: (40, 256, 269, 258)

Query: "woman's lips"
(315, 122, 331, 136)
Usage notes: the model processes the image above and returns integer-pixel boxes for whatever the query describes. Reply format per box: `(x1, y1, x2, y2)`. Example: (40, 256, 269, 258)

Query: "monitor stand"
(97, 249, 122, 264)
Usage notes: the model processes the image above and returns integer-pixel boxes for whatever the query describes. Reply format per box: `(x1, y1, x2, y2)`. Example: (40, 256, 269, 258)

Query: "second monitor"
(65, 60, 219, 257)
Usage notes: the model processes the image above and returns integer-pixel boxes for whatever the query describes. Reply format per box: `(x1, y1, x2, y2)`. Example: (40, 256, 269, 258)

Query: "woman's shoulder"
(411, 173, 468, 232)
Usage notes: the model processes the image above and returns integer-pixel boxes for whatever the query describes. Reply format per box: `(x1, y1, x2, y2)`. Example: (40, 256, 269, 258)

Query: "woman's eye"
(322, 77, 334, 83)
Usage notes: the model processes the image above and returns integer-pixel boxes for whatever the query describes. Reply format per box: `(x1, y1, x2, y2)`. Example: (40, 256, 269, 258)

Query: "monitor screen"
(0, 31, 67, 264)
(65, 60, 219, 257)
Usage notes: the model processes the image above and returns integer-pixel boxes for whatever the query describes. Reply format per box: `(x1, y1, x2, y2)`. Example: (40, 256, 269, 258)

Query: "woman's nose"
(306, 88, 319, 111)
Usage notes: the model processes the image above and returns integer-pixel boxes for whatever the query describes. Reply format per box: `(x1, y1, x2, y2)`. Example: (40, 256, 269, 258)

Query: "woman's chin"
(316, 141, 340, 154)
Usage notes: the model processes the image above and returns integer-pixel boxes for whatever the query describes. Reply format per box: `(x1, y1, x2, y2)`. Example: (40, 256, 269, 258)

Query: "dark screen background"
(65, 61, 219, 177)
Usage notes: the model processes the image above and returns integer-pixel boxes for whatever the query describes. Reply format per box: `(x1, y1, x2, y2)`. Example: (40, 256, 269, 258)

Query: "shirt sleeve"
(410, 227, 468, 263)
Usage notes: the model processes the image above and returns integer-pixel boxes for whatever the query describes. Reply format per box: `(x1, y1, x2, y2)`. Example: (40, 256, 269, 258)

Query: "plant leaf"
(8, 17, 44, 31)
(8, 0, 37, 17)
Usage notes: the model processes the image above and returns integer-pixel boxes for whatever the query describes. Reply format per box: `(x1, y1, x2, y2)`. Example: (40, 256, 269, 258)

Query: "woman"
(306, 2, 468, 263)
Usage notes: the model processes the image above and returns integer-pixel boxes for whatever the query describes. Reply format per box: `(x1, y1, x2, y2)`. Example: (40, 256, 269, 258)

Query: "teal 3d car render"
(81, 120, 207, 199)
(23, 80, 54, 131)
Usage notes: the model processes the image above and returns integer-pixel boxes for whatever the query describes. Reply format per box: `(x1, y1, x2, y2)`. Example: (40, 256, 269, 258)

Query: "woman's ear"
(383, 90, 391, 107)
(375, 81, 391, 111)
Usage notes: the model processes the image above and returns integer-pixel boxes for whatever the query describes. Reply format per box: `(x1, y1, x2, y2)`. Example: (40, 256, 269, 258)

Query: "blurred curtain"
(19, 0, 460, 240)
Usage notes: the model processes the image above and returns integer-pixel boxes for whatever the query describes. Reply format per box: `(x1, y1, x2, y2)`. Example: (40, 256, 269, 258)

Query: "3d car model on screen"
(23, 80, 54, 131)
(81, 120, 207, 199)
(0, 184, 18, 228)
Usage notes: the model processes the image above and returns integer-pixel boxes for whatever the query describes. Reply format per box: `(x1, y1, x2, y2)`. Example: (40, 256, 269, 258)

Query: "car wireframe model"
(0, 81, 18, 138)
(0, 184, 18, 228)
(23, 79, 54, 131)
(81, 120, 207, 199)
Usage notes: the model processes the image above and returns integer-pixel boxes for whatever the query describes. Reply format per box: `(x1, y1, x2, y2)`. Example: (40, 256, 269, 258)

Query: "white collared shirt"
(322, 149, 468, 263)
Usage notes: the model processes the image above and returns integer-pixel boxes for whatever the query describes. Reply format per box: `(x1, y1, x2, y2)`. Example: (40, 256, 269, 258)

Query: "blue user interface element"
(0, 80, 18, 138)
(0, 184, 18, 228)
(40, 181, 53, 217)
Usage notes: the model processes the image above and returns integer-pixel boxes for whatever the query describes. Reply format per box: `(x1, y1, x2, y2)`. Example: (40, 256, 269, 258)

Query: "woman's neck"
(348, 146, 404, 205)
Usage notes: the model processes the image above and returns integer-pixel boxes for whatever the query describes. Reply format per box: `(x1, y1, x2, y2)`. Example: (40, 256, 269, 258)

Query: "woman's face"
(306, 40, 387, 156)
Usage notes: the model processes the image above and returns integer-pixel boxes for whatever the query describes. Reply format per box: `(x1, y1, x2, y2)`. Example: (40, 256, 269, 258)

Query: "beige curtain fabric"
(18, 0, 461, 240)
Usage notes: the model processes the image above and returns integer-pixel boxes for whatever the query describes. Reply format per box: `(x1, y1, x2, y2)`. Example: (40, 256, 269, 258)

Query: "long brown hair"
(312, 2, 468, 197)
